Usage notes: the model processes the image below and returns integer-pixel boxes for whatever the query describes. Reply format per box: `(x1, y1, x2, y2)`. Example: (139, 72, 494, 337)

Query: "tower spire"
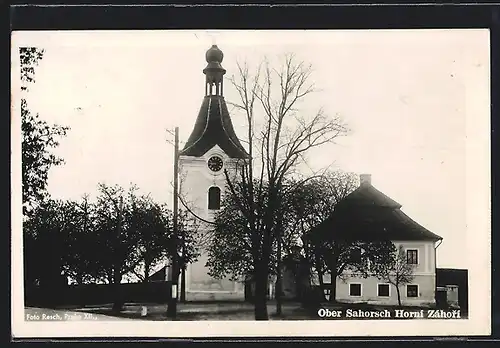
(203, 45, 226, 96)
(180, 45, 249, 159)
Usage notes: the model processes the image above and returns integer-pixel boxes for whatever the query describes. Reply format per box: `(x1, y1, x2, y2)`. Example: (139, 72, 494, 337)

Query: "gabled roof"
(313, 180, 443, 242)
(180, 95, 249, 159)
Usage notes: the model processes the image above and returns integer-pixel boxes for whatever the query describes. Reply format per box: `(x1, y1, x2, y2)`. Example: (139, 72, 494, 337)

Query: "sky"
(12, 30, 490, 269)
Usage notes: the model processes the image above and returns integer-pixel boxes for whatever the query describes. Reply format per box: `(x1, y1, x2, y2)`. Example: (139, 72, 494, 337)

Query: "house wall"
(335, 274, 436, 307)
(314, 240, 438, 307)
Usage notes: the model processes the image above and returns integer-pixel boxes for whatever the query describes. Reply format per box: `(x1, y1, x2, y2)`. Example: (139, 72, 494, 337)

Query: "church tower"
(178, 45, 249, 301)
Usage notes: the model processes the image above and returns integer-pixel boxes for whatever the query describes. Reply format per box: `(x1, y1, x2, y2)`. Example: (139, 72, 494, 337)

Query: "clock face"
(207, 156, 223, 172)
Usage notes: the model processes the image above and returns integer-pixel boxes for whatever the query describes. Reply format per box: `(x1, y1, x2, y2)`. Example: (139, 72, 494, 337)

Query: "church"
(172, 44, 249, 301)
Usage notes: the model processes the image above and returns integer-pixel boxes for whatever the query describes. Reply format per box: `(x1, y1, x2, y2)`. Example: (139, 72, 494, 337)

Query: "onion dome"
(205, 45, 224, 63)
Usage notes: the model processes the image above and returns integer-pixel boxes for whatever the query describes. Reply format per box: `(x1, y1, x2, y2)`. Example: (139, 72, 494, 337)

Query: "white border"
(11, 29, 491, 338)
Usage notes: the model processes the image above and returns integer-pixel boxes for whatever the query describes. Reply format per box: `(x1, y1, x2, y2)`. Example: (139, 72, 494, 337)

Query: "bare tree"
(208, 54, 348, 320)
(373, 245, 416, 307)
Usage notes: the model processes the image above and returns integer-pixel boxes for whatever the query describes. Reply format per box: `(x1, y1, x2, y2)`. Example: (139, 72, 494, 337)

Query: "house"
(310, 174, 443, 307)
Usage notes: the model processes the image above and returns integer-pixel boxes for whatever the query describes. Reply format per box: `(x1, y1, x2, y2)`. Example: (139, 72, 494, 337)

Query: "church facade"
(176, 45, 249, 301)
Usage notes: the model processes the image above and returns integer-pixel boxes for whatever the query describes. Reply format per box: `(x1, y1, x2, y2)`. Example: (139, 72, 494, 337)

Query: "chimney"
(360, 174, 372, 186)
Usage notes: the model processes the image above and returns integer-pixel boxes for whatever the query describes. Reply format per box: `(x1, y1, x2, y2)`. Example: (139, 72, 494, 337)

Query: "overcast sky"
(12, 30, 490, 269)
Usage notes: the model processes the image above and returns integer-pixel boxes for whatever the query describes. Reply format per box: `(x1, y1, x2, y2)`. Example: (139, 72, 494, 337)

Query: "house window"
(406, 249, 418, 265)
(378, 284, 390, 297)
(208, 186, 221, 210)
(349, 283, 362, 297)
(406, 284, 419, 298)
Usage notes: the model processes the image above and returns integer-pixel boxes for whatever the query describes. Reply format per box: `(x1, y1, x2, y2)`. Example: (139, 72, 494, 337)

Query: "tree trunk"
(275, 277, 282, 315)
(317, 269, 325, 301)
(245, 278, 253, 303)
(396, 285, 402, 307)
(314, 252, 326, 302)
(111, 271, 123, 312)
(180, 265, 186, 302)
(275, 235, 283, 316)
(254, 277, 269, 320)
(144, 262, 151, 283)
(254, 262, 269, 320)
(329, 269, 337, 303)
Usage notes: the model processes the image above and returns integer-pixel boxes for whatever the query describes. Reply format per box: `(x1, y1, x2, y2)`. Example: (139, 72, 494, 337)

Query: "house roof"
(312, 180, 443, 242)
(337, 183, 402, 209)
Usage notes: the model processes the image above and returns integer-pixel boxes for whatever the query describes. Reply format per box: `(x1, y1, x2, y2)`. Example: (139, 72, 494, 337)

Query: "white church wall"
(178, 147, 245, 301)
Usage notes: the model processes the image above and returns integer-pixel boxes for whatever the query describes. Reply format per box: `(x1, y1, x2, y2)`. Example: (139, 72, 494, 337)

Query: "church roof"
(180, 95, 249, 158)
(312, 176, 442, 242)
(180, 44, 249, 159)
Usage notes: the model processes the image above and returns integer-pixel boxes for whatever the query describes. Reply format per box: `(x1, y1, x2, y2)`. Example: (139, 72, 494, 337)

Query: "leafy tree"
(20, 47, 45, 90)
(61, 196, 101, 285)
(129, 197, 200, 283)
(372, 245, 416, 307)
(90, 184, 143, 310)
(281, 171, 357, 299)
(24, 198, 98, 290)
(23, 199, 71, 290)
(24, 178, 201, 310)
(176, 209, 201, 281)
(128, 197, 171, 282)
(88, 183, 200, 310)
(207, 180, 276, 282)
(19, 47, 69, 215)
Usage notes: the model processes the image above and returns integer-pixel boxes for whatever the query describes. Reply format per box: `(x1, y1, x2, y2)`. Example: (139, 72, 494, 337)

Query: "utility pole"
(180, 226, 186, 302)
(166, 127, 179, 318)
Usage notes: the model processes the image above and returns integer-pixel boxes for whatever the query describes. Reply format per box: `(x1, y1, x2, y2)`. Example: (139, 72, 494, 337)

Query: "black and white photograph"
(11, 29, 490, 337)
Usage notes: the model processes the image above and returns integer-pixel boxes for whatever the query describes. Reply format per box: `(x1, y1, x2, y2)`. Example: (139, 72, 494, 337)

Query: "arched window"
(208, 186, 221, 210)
